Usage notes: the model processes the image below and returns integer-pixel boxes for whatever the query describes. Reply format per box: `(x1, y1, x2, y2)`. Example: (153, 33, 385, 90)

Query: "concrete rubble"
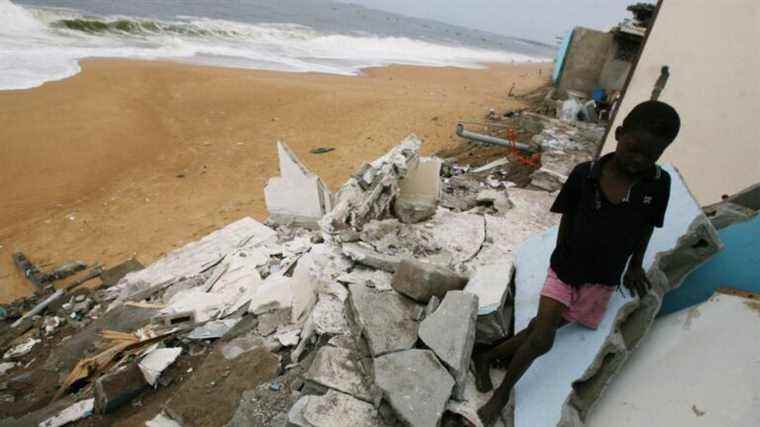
(39, 398, 94, 427)
(418, 291, 478, 400)
(374, 349, 455, 427)
(265, 141, 333, 228)
(2, 106, 730, 427)
(390, 259, 468, 303)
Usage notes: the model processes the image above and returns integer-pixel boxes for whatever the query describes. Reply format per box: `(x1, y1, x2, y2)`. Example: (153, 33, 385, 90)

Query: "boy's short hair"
(621, 100, 681, 143)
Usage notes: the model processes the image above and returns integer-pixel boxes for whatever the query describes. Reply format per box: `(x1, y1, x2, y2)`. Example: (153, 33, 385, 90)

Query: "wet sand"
(0, 59, 551, 303)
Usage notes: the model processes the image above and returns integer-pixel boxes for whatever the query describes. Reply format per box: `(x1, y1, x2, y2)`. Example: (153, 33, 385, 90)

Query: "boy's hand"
(623, 265, 650, 298)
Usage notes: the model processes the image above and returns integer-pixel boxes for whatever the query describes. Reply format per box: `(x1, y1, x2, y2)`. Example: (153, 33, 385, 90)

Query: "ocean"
(1, 0, 553, 90)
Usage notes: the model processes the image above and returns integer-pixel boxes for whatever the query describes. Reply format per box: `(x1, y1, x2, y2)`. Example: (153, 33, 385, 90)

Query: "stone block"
(418, 291, 478, 400)
(304, 346, 372, 402)
(391, 259, 468, 303)
(348, 284, 420, 357)
(374, 349, 454, 427)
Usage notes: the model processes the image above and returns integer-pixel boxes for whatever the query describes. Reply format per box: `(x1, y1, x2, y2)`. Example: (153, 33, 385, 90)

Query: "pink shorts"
(540, 268, 615, 329)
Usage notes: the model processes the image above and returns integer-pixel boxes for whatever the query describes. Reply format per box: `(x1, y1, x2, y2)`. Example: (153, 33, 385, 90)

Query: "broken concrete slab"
(292, 390, 388, 427)
(265, 142, 333, 228)
(39, 398, 94, 427)
(320, 135, 421, 241)
(166, 347, 280, 426)
(146, 412, 183, 427)
(464, 263, 514, 344)
(305, 346, 373, 402)
(139, 347, 182, 386)
(703, 201, 758, 230)
(95, 362, 149, 414)
(337, 268, 393, 291)
(374, 349, 455, 427)
(391, 259, 468, 303)
(342, 243, 401, 273)
(257, 308, 291, 337)
(530, 150, 591, 192)
(588, 293, 760, 427)
(418, 291, 478, 400)
(417, 208, 485, 265)
(107, 217, 276, 304)
(274, 325, 301, 347)
(513, 165, 721, 427)
(394, 157, 442, 224)
(249, 274, 294, 315)
(349, 284, 420, 357)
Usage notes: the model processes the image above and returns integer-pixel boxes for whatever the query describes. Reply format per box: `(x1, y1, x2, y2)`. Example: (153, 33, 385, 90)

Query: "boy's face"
(614, 127, 667, 175)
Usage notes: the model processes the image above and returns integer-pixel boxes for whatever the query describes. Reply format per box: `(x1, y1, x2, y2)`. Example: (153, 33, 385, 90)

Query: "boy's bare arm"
(624, 225, 654, 298)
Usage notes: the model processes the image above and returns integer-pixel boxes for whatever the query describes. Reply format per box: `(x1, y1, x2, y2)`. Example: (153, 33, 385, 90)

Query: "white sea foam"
(0, 0, 544, 90)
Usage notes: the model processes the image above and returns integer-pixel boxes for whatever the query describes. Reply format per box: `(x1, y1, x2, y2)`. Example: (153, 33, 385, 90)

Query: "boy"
(474, 100, 681, 425)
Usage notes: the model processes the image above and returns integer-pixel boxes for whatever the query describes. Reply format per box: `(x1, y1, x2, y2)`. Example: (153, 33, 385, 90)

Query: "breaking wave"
(0, 0, 545, 90)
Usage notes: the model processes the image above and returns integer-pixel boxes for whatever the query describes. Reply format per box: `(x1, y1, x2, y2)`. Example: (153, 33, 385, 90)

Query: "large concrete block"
(288, 391, 387, 427)
(418, 291, 478, 400)
(464, 263, 514, 344)
(513, 165, 722, 427)
(348, 285, 420, 357)
(374, 349, 455, 427)
(304, 346, 373, 402)
(265, 142, 333, 228)
(391, 259, 468, 303)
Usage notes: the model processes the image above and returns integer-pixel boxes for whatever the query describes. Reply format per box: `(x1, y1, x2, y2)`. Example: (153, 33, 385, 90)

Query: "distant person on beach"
(473, 101, 681, 425)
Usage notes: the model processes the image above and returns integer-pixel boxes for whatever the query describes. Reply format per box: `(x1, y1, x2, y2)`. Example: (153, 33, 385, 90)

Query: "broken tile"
(349, 284, 420, 357)
(418, 291, 478, 400)
(464, 263, 514, 344)
(305, 346, 373, 402)
(139, 347, 182, 386)
(391, 259, 468, 303)
(374, 349, 454, 427)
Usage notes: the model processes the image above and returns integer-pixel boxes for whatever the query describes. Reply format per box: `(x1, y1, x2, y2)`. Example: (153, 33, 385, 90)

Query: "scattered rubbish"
(310, 147, 335, 154)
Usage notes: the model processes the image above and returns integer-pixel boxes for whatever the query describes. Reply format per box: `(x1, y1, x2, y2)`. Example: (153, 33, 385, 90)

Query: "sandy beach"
(0, 59, 551, 303)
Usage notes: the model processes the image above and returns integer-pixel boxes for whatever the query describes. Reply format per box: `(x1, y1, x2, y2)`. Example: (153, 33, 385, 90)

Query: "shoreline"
(0, 58, 552, 303)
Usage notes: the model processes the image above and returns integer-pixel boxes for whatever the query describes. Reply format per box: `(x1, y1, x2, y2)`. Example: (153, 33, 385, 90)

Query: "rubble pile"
(1, 105, 730, 427)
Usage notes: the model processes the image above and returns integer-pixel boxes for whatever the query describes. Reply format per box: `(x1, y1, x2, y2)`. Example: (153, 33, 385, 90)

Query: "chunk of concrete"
(374, 349, 455, 427)
(530, 150, 591, 192)
(249, 274, 294, 315)
(274, 326, 301, 347)
(703, 201, 758, 230)
(146, 412, 183, 427)
(513, 165, 722, 427)
(257, 308, 291, 337)
(295, 390, 387, 427)
(464, 263, 514, 344)
(95, 362, 149, 414)
(39, 398, 94, 427)
(139, 347, 183, 386)
(342, 243, 401, 273)
(265, 141, 333, 228)
(391, 259, 468, 303)
(418, 291, 478, 400)
(320, 135, 421, 241)
(348, 284, 420, 357)
(305, 346, 372, 402)
(394, 157, 442, 224)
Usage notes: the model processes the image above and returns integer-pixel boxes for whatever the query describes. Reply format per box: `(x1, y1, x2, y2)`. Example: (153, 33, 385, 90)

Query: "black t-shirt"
(550, 153, 671, 287)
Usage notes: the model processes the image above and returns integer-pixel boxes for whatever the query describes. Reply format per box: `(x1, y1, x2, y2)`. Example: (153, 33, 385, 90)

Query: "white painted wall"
(603, 0, 760, 205)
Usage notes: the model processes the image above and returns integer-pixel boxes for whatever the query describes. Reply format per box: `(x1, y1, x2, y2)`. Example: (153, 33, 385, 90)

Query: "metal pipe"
(456, 123, 533, 152)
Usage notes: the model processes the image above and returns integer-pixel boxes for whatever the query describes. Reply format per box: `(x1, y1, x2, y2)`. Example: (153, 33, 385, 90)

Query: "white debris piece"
(4, 337, 40, 359)
(39, 398, 94, 427)
(146, 412, 182, 427)
(274, 326, 301, 347)
(465, 264, 514, 315)
(0, 362, 16, 375)
(471, 157, 509, 174)
(139, 347, 183, 386)
(249, 274, 294, 315)
(265, 141, 333, 227)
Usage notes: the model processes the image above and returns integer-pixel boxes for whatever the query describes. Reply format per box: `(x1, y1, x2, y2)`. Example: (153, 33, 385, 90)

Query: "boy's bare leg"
(473, 319, 536, 392)
(478, 296, 566, 426)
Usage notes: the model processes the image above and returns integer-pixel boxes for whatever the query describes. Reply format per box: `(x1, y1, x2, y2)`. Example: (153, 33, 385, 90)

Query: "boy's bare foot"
(473, 353, 493, 392)
(478, 392, 510, 426)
